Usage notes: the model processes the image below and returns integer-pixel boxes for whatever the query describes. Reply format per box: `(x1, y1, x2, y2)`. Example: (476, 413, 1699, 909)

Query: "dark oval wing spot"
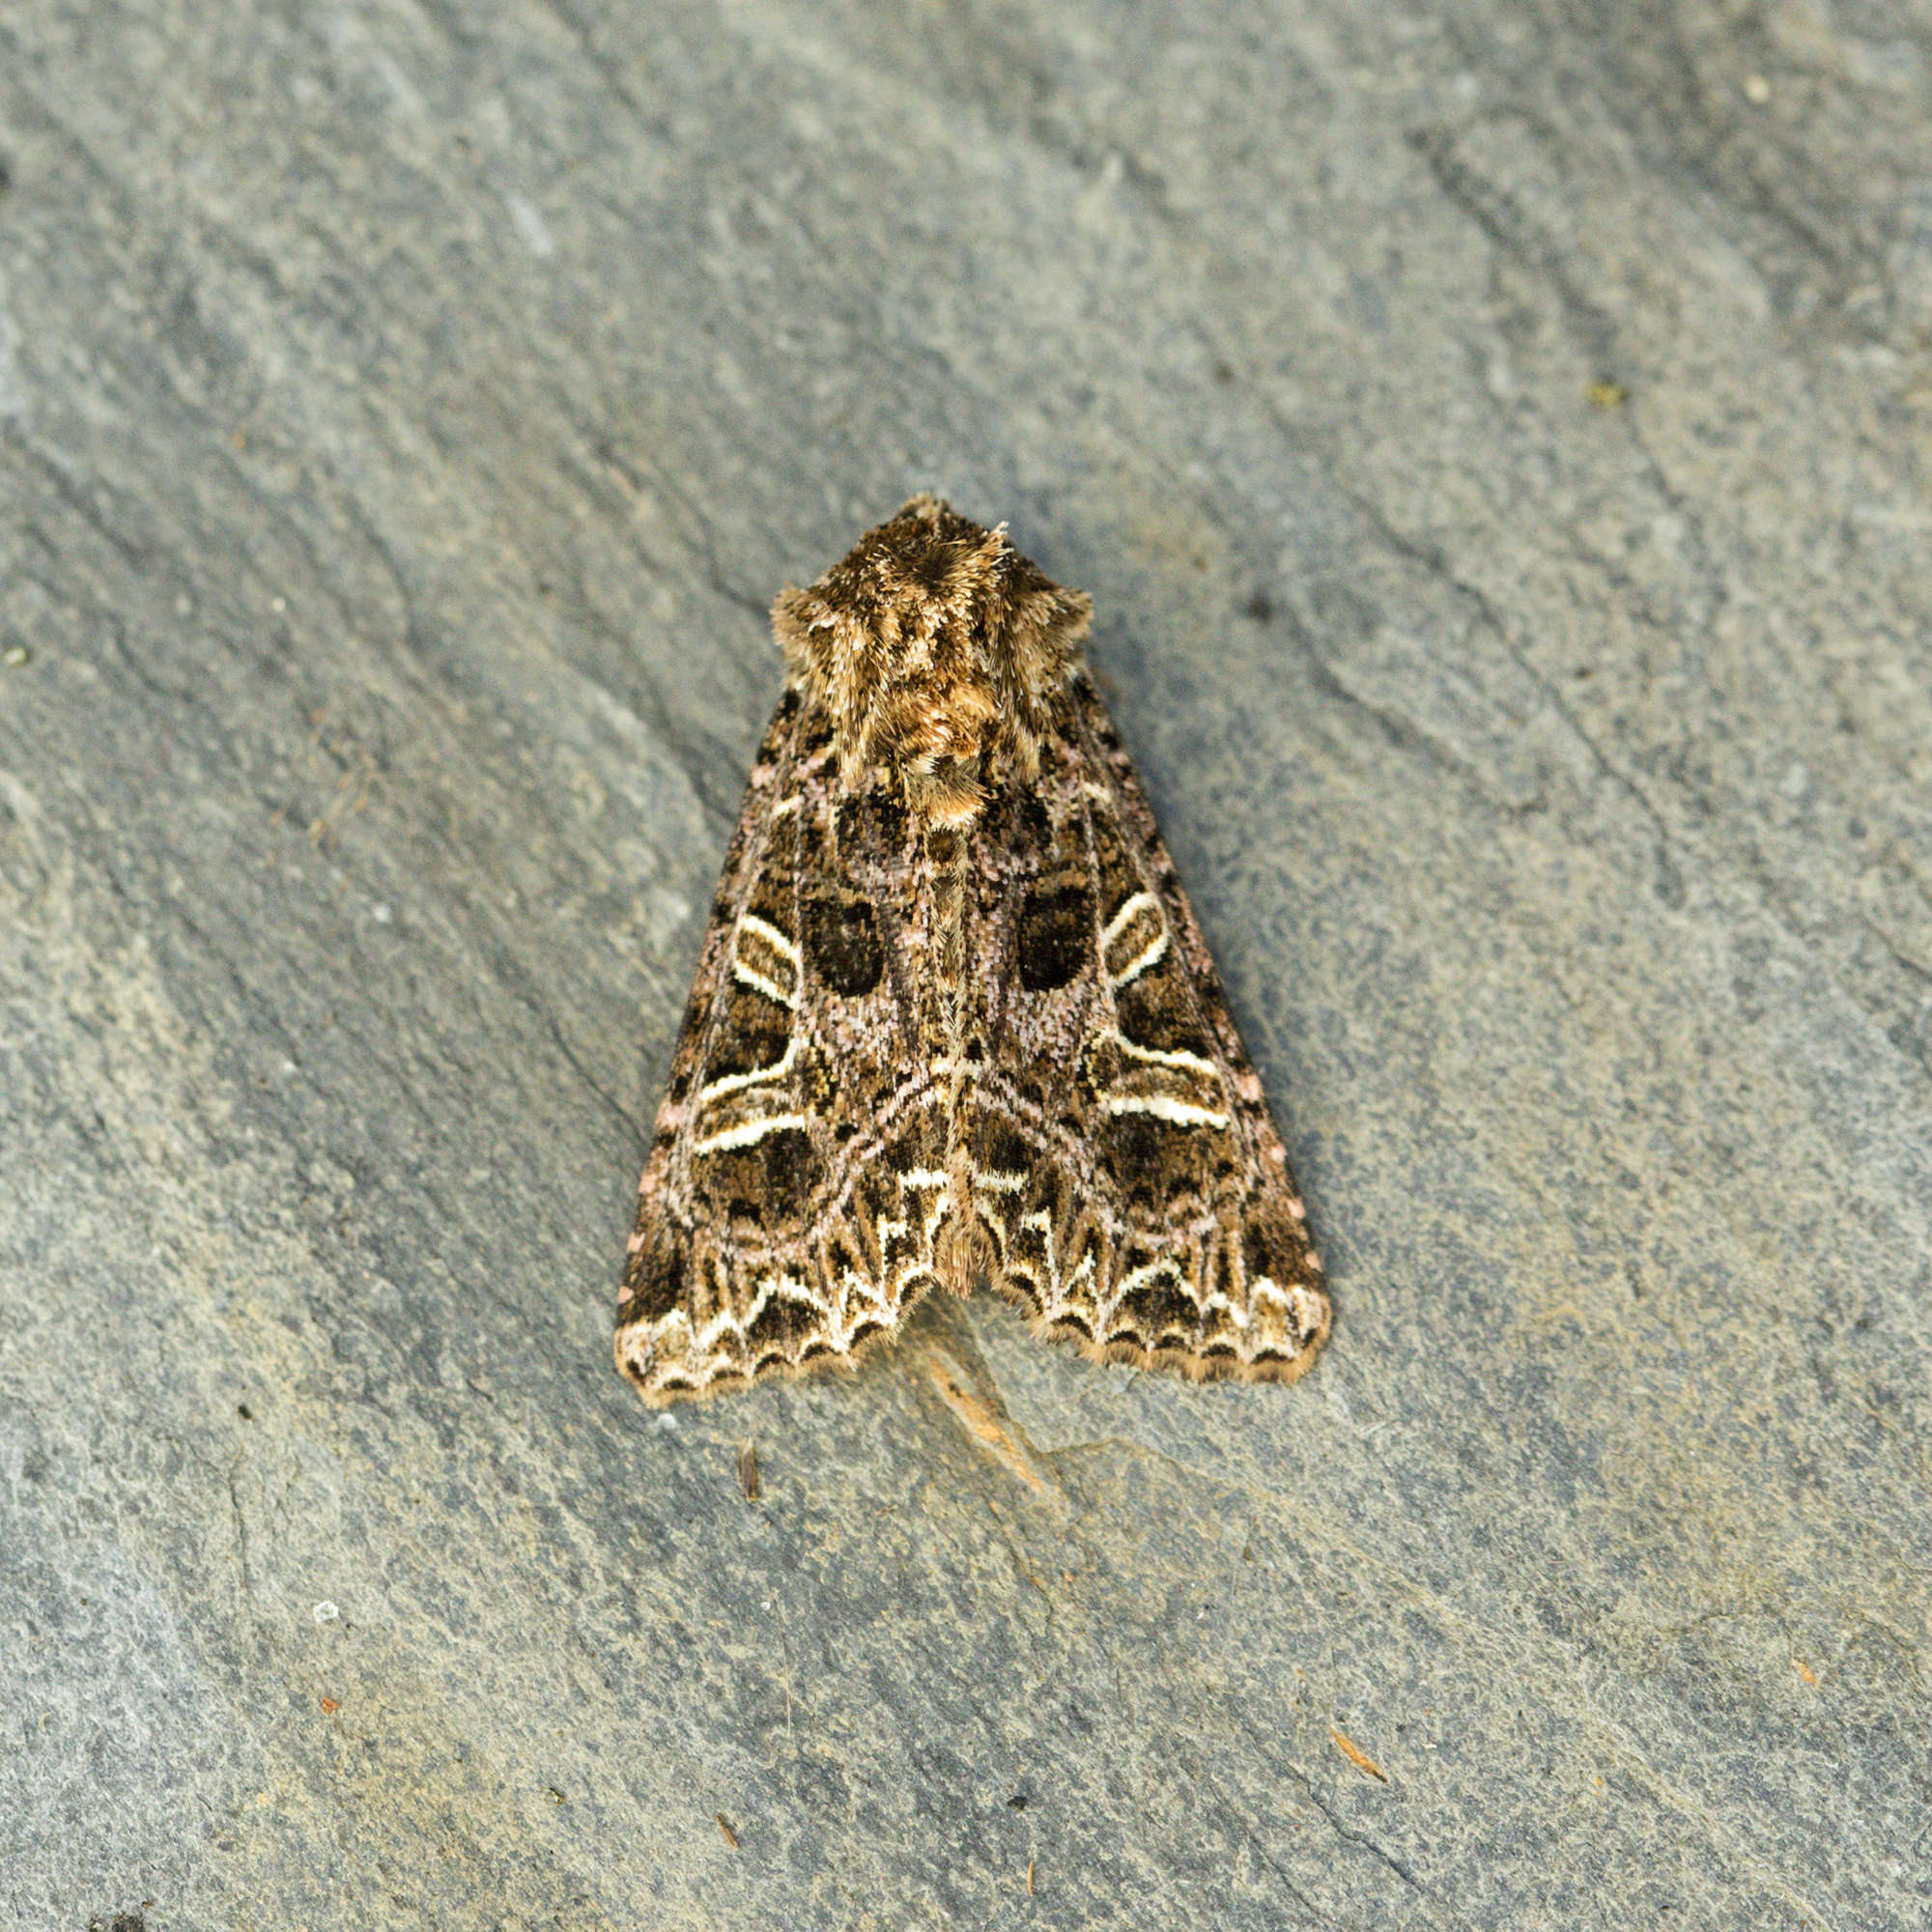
(620, 1235, 685, 1326)
(1017, 884, 1093, 991)
(1113, 974, 1209, 1055)
(805, 893, 884, 996)
(1117, 1281, 1199, 1340)
(746, 1295, 811, 1353)
(698, 1127, 824, 1230)
(838, 789, 907, 850)
(1010, 792, 1053, 849)
(1242, 1214, 1303, 1285)
(799, 708, 835, 757)
(1102, 1112, 1167, 1195)
(761, 1125, 823, 1205)
(707, 988, 791, 1080)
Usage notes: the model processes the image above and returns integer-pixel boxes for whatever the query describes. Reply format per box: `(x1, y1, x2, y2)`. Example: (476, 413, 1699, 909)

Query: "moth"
(616, 497, 1330, 1404)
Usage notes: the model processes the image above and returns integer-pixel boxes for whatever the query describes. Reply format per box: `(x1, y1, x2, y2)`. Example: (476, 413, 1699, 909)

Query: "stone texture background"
(3, 2, 1930, 1927)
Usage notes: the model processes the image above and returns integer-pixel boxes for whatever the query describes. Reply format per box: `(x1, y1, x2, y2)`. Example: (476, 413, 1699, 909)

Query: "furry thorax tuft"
(772, 495, 1094, 828)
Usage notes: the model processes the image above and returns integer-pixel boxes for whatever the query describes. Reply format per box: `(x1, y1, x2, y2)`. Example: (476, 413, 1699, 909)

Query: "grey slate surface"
(3, 2, 1930, 1926)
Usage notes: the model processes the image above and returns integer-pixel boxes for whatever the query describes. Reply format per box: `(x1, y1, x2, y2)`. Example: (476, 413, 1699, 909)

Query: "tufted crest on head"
(772, 495, 1094, 828)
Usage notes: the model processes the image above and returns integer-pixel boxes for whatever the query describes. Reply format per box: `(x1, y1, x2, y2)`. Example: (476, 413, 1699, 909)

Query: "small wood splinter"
(615, 497, 1330, 1404)
(1330, 1725, 1389, 1781)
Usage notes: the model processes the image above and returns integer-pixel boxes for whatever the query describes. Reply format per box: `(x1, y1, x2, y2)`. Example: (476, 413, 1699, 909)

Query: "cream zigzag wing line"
(615, 497, 1329, 1404)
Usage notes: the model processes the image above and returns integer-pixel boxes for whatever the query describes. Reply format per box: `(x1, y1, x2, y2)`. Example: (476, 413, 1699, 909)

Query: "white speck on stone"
(786, 99, 829, 143)
(270, 596, 287, 613)
(655, 1413, 679, 1432)
(1780, 763, 1810, 800)
(372, 54, 424, 114)
(313, 1601, 340, 1624)
(372, 903, 392, 924)
(1848, 502, 1932, 530)
(507, 194, 556, 259)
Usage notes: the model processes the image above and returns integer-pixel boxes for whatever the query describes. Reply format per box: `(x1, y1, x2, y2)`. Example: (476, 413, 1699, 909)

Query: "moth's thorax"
(772, 493, 1093, 828)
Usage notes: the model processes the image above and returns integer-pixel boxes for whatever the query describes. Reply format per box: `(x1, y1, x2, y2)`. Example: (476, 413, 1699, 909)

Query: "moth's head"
(772, 495, 1093, 828)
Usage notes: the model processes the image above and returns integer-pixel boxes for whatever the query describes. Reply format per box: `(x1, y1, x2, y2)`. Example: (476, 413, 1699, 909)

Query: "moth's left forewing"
(617, 693, 944, 1404)
(966, 671, 1331, 1383)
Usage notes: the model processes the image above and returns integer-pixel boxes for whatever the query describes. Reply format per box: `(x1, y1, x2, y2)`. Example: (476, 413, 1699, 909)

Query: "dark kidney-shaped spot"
(1017, 883, 1093, 991)
(805, 893, 884, 996)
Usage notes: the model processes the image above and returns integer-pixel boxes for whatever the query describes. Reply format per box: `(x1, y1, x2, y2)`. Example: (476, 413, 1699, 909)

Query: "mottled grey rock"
(3, 3, 1929, 1928)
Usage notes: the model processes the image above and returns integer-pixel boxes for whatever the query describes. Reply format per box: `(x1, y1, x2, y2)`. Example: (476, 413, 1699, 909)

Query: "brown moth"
(615, 497, 1329, 1404)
